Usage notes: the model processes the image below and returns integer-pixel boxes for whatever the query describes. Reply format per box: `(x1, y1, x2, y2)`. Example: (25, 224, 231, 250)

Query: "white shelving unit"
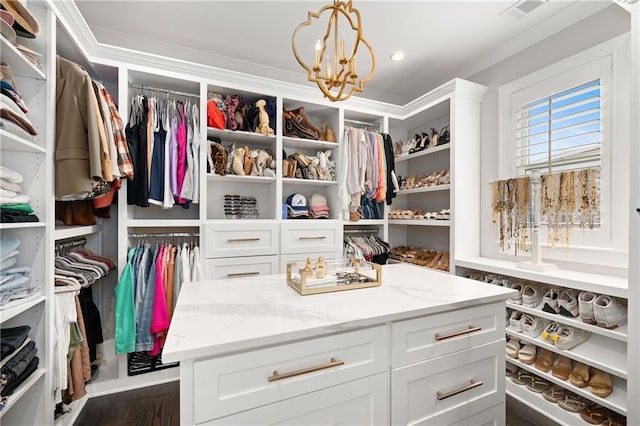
(394, 144, 450, 163)
(387, 219, 451, 227)
(395, 184, 450, 196)
(207, 174, 276, 184)
(506, 380, 586, 425)
(0, 369, 46, 419)
(0, 129, 45, 153)
(282, 136, 339, 151)
(54, 224, 103, 240)
(0, 35, 46, 80)
(282, 178, 338, 186)
(0, 294, 45, 323)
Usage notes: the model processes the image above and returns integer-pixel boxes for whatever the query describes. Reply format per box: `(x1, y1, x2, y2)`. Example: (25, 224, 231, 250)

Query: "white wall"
(468, 5, 630, 273)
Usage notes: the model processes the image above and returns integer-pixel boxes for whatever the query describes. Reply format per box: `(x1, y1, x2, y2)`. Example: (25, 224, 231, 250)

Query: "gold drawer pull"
(268, 357, 344, 382)
(227, 272, 260, 278)
(299, 236, 326, 240)
(227, 238, 261, 242)
(435, 326, 482, 341)
(436, 380, 483, 401)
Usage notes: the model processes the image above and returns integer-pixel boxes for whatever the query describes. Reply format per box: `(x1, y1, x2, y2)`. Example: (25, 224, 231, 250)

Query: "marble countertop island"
(163, 263, 515, 363)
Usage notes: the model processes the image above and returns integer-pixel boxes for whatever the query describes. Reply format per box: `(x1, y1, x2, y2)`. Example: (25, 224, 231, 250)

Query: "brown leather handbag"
(283, 107, 322, 140)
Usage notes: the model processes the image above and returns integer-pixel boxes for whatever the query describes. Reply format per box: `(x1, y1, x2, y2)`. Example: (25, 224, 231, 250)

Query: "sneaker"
(593, 295, 627, 329)
(558, 290, 579, 317)
(541, 321, 561, 341)
(542, 288, 561, 314)
(509, 310, 525, 332)
(522, 285, 543, 308)
(554, 326, 591, 350)
(578, 292, 597, 324)
(509, 283, 524, 305)
(522, 314, 549, 338)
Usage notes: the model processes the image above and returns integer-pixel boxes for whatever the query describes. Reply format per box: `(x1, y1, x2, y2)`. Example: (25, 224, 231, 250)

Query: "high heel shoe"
(409, 133, 427, 154)
(429, 127, 439, 148)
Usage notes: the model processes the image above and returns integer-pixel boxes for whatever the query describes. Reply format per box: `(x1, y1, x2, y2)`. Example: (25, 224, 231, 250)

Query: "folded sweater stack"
(0, 166, 38, 223)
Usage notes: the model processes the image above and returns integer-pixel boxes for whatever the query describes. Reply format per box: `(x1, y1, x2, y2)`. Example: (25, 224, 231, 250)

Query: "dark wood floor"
(71, 381, 554, 426)
(73, 381, 179, 426)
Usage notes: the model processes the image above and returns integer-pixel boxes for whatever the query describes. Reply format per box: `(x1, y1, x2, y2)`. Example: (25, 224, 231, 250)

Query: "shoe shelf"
(0, 35, 46, 80)
(207, 174, 276, 184)
(506, 357, 627, 415)
(54, 224, 103, 240)
(207, 127, 276, 146)
(282, 136, 339, 151)
(126, 219, 201, 228)
(455, 257, 628, 299)
(388, 219, 450, 227)
(54, 394, 88, 426)
(506, 379, 586, 425)
(396, 184, 450, 195)
(394, 144, 450, 163)
(0, 129, 46, 153)
(506, 301, 628, 343)
(0, 368, 45, 419)
(505, 329, 626, 379)
(0, 222, 46, 230)
(282, 178, 338, 186)
(0, 293, 45, 324)
(343, 219, 385, 225)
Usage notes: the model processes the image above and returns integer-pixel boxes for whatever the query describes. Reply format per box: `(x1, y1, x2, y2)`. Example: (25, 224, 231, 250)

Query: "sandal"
(558, 392, 592, 413)
(517, 343, 537, 364)
(543, 385, 567, 403)
(511, 369, 533, 386)
(505, 338, 521, 359)
(552, 355, 572, 381)
(436, 209, 450, 220)
(569, 362, 590, 388)
(589, 368, 613, 398)
(603, 414, 627, 426)
(580, 406, 616, 425)
(526, 376, 552, 393)
(534, 348, 555, 372)
(506, 363, 519, 378)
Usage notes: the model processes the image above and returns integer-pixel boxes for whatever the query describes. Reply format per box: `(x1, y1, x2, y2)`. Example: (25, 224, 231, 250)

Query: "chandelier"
(292, 0, 376, 102)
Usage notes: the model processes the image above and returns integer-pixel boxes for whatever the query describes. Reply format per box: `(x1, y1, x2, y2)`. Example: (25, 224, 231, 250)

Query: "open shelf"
(282, 136, 339, 151)
(506, 379, 586, 425)
(126, 219, 201, 228)
(343, 219, 385, 225)
(394, 144, 450, 163)
(54, 394, 88, 426)
(505, 329, 626, 379)
(207, 127, 275, 146)
(396, 184, 450, 195)
(388, 219, 450, 227)
(506, 357, 626, 415)
(506, 301, 627, 343)
(0, 368, 45, 419)
(0, 129, 45, 153)
(455, 257, 628, 299)
(282, 178, 338, 186)
(0, 222, 45, 230)
(0, 294, 44, 324)
(207, 174, 276, 184)
(54, 224, 102, 240)
(0, 35, 46, 80)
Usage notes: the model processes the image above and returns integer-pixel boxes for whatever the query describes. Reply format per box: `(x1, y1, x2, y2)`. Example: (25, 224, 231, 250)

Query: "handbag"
(282, 107, 322, 140)
(206, 99, 225, 129)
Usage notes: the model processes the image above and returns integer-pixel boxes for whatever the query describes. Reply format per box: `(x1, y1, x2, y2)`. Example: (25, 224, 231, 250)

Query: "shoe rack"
(460, 267, 628, 425)
(387, 80, 487, 274)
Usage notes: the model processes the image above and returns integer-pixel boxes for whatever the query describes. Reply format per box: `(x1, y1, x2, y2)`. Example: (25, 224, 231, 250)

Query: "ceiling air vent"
(500, 0, 549, 21)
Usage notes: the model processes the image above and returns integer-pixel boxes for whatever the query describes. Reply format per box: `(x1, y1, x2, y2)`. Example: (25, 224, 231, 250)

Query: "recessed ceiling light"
(390, 52, 405, 62)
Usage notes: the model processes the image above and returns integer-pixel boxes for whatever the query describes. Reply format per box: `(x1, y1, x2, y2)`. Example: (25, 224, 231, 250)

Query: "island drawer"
(391, 302, 503, 367)
(203, 255, 279, 279)
(203, 222, 279, 258)
(280, 221, 342, 254)
(193, 325, 388, 423)
(391, 340, 504, 426)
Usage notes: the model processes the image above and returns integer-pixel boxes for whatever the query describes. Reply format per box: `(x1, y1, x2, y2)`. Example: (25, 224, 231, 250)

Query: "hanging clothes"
(344, 234, 390, 265)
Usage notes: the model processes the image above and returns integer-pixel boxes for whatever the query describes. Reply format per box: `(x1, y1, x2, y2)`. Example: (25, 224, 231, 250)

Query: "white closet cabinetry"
(0, 3, 55, 425)
(387, 79, 487, 274)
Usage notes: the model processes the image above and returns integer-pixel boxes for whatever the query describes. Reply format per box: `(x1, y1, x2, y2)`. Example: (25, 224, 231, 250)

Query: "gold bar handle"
(268, 357, 344, 382)
(227, 238, 261, 242)
(299, 236, 326, 240)
(435, 326, 482, 341)
(436, 380, 483, 401)
(227, 272, 260, 278)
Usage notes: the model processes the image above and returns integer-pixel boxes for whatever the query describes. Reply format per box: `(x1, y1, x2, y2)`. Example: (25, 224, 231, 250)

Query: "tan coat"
(55, 56, 106, 198)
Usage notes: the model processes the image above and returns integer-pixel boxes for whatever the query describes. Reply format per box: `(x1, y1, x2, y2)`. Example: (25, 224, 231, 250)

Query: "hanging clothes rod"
(343, 228, 381, 235)
(129, 232, 200, 238)
(344, 118, 380, 129)
(129, 84, 199, 99)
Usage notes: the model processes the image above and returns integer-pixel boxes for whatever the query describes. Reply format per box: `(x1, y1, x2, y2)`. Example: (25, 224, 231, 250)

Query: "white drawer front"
(203, 256, 279, 280)
(199, 373, 388, 425)
(193, 325, 388, 423)
(391, 340, 504, 426)
(391, 302, 503, 367)
(203, 222, 278, 258)
(281, 221, 342, 254)
(450, 403, 504, 426)
(280, 251, 342, 273)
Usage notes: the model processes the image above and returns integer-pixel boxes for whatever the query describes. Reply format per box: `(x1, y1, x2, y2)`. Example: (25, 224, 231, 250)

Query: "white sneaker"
(542, 288, 560, 314)
(509, 283, 523, 305)
(522, 285, 543, 308)
(541, 321, 561, 341)
(509, 310, 525, 332)
(554, 326, 591, 350)
(578, 291, 597, 324)
(593, 295, 627, 329)
(522, 314, 549, 338)
(558, 290, 579, 317)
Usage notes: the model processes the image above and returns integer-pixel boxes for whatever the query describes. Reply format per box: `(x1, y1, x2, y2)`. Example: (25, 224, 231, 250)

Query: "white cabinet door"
(200, 373, 388, 425)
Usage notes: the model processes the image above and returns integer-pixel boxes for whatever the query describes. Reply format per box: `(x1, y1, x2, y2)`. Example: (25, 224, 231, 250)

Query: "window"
(498, 34, 629, 269)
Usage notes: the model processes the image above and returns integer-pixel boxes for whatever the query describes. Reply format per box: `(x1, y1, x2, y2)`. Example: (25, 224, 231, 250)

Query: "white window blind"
(515, 79, 601, 176)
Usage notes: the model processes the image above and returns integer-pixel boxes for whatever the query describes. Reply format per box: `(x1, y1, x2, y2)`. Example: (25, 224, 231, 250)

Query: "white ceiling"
(72, 0, 615, 105)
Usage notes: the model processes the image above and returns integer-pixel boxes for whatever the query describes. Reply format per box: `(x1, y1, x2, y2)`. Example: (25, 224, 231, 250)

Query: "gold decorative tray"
(286, 257, 382, 295)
